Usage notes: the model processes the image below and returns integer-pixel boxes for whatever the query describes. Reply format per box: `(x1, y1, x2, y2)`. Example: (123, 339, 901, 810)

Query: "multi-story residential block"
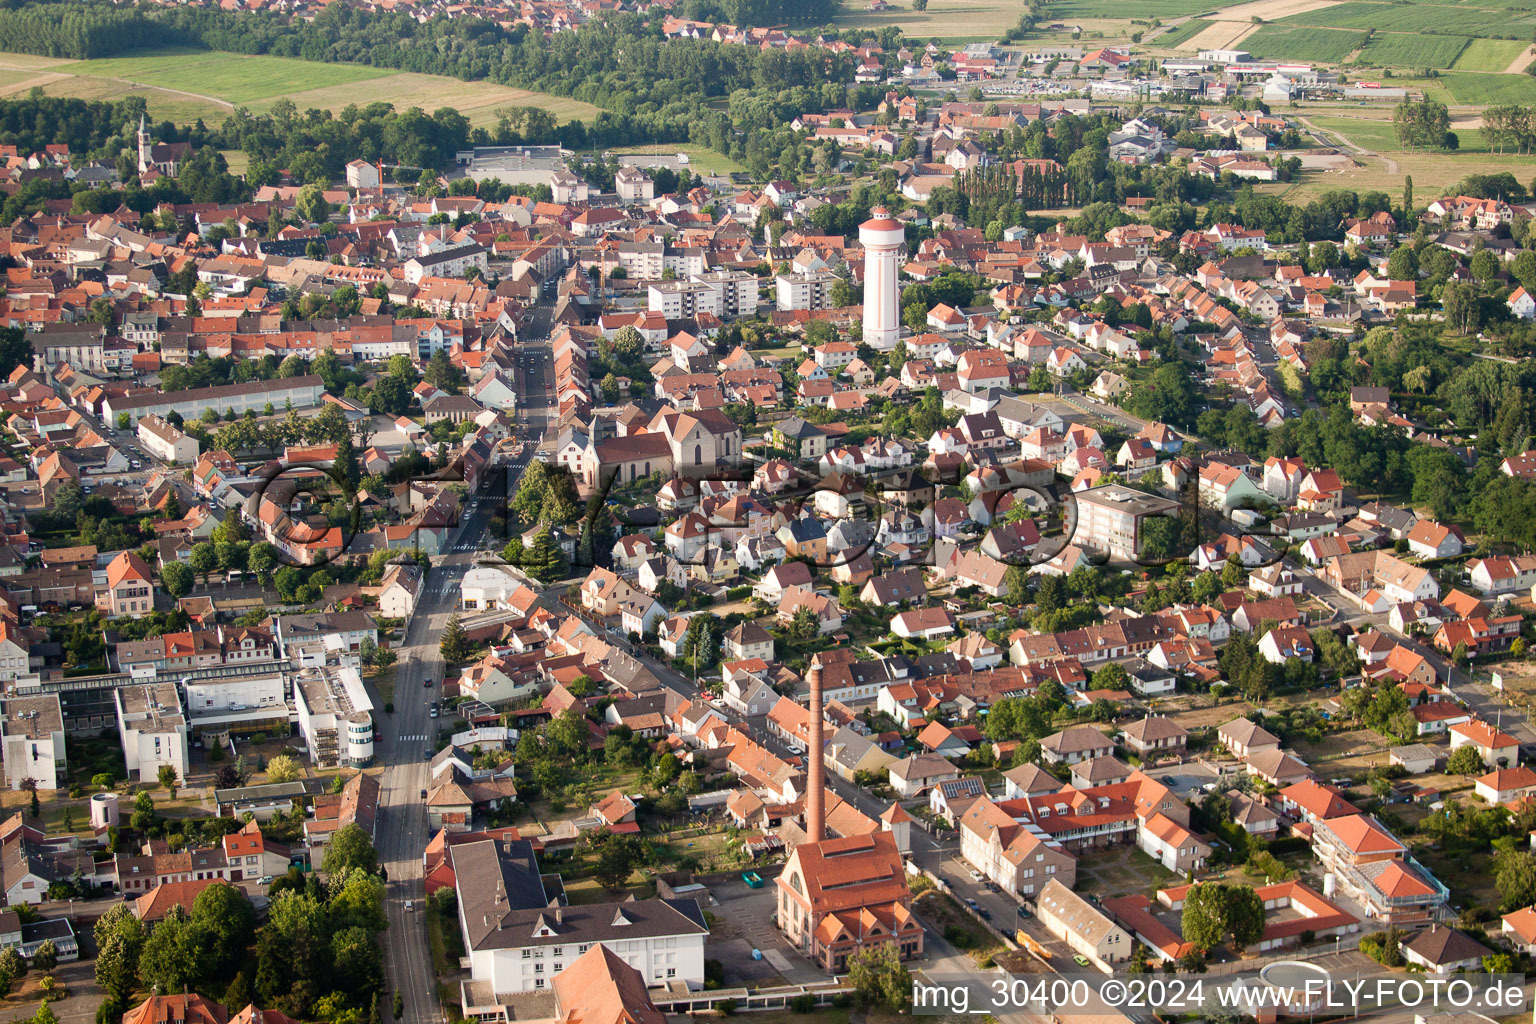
(102, 376, 327, 428)
(774, 270, 837, 311)
(1, 695, 65, 790)
(114, 683, 189, 784)
(136, 415, 199, 465)
(1074, 485, 1181, 562)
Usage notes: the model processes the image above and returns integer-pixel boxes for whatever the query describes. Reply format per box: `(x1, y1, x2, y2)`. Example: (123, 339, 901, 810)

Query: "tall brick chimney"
(806, 659, 826, 842)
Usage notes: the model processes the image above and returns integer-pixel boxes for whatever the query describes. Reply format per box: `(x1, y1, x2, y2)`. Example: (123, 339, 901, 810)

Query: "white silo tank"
(1323, 872, 1336, 898)
(90, 792, 119, 829)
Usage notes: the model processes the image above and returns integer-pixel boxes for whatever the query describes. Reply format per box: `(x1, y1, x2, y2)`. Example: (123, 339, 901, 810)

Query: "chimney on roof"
(806, 660, 826, 843)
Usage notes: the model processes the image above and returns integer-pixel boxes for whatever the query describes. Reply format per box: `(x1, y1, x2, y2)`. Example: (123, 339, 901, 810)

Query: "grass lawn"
(1453, 37, 1530, 70)
(604, 143, 745, 175)
(0, 48, 604, 127)
(1410, 840, 1496, 908)
(1308, 113, 1521, 156)
(562, 876, 655, 904)
(1077, 846, 1179, 897)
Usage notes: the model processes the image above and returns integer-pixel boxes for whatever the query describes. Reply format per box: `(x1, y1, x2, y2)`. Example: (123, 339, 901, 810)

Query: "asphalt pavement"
(374, 304, 554, 1024)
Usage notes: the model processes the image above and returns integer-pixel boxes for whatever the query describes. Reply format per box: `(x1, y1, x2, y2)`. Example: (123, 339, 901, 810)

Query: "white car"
(786, 744, 803, 756)
(404, 900, 414, 912)
(968, 869, 983, 882)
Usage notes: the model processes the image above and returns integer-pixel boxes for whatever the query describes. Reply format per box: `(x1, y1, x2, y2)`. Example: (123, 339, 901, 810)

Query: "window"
(666, 968, 676, 979)
(521, 950, 531, 959)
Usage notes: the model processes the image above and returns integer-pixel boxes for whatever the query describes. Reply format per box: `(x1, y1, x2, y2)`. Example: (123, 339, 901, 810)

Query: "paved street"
(373, 304, 553, 1024)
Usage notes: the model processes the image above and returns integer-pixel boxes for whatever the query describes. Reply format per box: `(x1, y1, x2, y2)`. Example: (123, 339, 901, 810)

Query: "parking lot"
(1141, 760, 1226, 800)
(704, 870, 825, 986)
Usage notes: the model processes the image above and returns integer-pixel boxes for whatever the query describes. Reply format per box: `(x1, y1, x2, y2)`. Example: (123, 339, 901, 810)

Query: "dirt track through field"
(1506, 46, 1536, 74)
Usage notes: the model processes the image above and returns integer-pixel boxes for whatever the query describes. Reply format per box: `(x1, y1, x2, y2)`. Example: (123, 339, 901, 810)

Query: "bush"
(717, 998, 738, 1017)
(384, 702, 395, 714)
(790, 994, 817, 1013)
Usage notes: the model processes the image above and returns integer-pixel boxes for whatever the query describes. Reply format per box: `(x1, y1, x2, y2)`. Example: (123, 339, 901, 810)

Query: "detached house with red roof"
(1450, 718, 1521, 768)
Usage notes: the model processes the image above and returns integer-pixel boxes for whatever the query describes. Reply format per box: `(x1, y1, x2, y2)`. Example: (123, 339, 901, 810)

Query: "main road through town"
(375, 304, 554, 1024)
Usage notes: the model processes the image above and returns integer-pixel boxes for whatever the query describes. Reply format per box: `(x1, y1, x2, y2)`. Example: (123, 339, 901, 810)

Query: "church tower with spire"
(136, 114, 152, 175)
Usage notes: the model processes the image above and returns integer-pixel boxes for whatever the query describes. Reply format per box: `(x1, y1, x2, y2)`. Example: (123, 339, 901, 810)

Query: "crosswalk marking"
(399, 734, 428, 742)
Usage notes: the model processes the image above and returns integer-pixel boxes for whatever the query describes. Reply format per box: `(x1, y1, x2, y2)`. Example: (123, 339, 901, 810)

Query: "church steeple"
(137, 114, 152, 175)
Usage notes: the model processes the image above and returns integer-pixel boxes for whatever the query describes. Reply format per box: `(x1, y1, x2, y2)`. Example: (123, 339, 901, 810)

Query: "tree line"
(0, 2, 860, 159)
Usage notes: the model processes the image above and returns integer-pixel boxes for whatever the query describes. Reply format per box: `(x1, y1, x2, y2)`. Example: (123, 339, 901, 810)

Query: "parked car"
(1073, 955, 1091, 968)
(1016, 905, 1031, 919)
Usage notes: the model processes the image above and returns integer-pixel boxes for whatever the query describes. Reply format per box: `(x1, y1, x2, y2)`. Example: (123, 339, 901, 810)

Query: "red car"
(423, 678, 433, 688)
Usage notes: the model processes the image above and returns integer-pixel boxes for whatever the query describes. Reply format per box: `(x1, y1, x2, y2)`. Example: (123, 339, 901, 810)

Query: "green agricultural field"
(1242, 25, 1366, 62)
(1279, 0, 1531, 35)
(59, 49, 389, 106)
(1453, 37, 1530, 70)
(1441, 70, 1536, 103)
(1043, 0, 1219, 17)
(0, 48, 604, 128)
(827, 0, 1216, 40)
(1355, 32, 1470, 67)
(1153, 18, 1213, 46)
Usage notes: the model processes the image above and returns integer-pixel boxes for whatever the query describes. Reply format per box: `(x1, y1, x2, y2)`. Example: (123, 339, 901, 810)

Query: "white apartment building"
(403, 243, 489, 284)
(691, 270, 759, 317)
(459, 565, 540, 612)
(1074, 485, 1181, 562)
(615, 166, 655, 202)
(1, 695, 66, 790)
(114, 683, 189, 783)
(648, 281, 723, 319)
(293, 665, 375, 767)
(455, 838, 708, 995)
(137, 414, 199, 465)
(775, 270, 838, 311)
